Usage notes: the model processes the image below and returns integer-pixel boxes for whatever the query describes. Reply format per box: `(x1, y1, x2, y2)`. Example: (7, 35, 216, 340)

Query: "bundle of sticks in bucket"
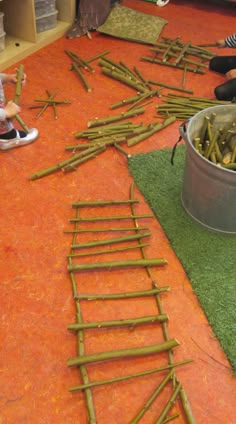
(193, 114, 236, 170)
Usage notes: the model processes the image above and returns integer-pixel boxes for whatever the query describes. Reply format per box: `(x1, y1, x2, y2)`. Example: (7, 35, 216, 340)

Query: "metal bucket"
(179, 104, 236, 235)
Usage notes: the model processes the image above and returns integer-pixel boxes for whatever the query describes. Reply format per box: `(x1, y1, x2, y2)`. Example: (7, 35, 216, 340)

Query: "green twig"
(72, 199, 139, 207)
(75, 302, 97, 423)
(68, 243, 150, 258)
(155, 382, 182, 424)
(35, 88, 58, 119)
(14, 64, 24, 105)
(87, 108, 145, 128)
(68, 258, 168, 272)
(30, 145, 104, 180)
(67, 339, 179, 367)
(71, 62, 92, 92)
(64, 226, 149, 233)
(68, 359, 192, 392)
(68, 313, 168, 331)
(179, 388, 196, 424)
(130, 371, 173, 423)
(75, 286, 170, 300)
(69, 213, 153, 222)
(71, 231, 151, 249)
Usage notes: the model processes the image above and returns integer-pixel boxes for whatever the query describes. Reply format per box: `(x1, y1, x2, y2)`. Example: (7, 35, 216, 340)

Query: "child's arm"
(1, 73, 18, 85)
(0, 72, 26, 85)
(217, 34, 236, 48)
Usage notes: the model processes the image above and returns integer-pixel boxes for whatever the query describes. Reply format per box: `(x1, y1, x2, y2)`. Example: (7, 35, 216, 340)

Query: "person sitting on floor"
(0, 72, 38, 151)
(209, 33, 236, 101)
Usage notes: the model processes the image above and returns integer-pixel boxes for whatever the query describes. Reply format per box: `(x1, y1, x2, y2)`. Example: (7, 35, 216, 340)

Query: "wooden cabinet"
(0, 0, 75, 71)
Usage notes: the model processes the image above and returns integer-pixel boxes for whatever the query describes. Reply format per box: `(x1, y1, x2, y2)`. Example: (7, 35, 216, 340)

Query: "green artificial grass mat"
(128, 144, 236, 373)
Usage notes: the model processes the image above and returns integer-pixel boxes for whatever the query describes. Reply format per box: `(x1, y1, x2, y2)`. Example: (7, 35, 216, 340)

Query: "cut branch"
(75, 286, 170, 300)
(68, 314, 168, 331)
(68, 258, 168, 272)
(68, 359, 192, 392)
(67, 339, 179, 367)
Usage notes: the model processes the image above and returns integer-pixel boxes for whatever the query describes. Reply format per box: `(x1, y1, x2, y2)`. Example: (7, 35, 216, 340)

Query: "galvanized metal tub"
(179, 104, 236, 235)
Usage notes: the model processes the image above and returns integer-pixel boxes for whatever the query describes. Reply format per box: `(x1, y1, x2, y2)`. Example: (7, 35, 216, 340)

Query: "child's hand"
(216, 39, 226, 47)
(2, 72, 26, 85)
(226, 69, 236, 80)
(5, 100, 21, 118)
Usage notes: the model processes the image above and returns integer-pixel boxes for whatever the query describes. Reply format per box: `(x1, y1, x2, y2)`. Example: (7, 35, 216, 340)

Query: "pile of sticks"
(141, 36, 215, 81)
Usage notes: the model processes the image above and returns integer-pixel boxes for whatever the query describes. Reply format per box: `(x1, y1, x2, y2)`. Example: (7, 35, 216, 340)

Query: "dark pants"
(209, 56, 236, 101)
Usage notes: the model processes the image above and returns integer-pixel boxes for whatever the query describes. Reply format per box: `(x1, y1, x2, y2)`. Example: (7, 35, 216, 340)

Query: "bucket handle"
(170, 119, 189, 165)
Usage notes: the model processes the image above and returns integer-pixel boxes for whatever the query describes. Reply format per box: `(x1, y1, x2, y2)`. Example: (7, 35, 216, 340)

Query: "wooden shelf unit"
(0, 0, 75, 71)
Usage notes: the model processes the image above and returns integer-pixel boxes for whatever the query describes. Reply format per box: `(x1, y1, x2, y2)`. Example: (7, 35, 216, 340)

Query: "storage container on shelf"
(36, 10, 58, 33)
(0, 12, 5, 52)
(0, 11, 4, 33)
(34, 0, 57, 18)
(0, 32, 5, 52)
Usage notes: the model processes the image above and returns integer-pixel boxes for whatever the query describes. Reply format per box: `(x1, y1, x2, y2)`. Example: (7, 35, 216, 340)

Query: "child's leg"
(214, 78, 236, 101)
(209, 56, 236, 74)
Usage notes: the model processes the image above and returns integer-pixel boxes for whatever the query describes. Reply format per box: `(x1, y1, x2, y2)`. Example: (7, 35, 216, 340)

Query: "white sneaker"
(0, 128, 39, 151)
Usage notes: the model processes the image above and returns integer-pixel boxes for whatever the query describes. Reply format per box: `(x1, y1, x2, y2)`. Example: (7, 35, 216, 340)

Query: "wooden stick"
(30, 144, 104, 180)
(14, 64, 24, 105)
(62, 146, 105, 172)
(127, 117, 176, 147)
(68, 243, 150, 258)
(155, 382, 182, 424)
(141, 56, 205, 74)
(35, 89, 58, 119)
(75, 287, 170, 300)
(34, 99, 71, 104)
(71, 231, 151, 249)
(130, 371, 173, 423)
(67, 339, 179, 367)
(68, 359, 193, 392)
(74, 302, 96, 422)
(72, 199, 139, 207)
(196, 43, 218, 47)
(87, 108, 145, 128)
(86, 50, 110, 63)
(69, 214, 153, 222)
(71, 62, 92, 92)
(148, 79, 193, 94)
(64, 226, 149, 233)
(68, 258, 168, 272)
(46, 90, 57, 119)
(15, 114, 29, 133)
(101, 66, 148, 93)
(179, 388, 196, 424)
(174, 41, 192, 65)
(68, 314, 169, 331)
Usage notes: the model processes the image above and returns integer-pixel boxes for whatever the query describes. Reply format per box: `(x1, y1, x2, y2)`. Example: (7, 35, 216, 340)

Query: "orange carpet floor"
(1, 0, 236, 423)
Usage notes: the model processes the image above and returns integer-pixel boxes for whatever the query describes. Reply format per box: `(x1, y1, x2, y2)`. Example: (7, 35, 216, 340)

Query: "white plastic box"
(0, 31, 6, 52)
(0, 12, 5, 52)
(36, 10, 58, 33)
(0, 12, 4, 34)
(34, 0, 57, 18)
